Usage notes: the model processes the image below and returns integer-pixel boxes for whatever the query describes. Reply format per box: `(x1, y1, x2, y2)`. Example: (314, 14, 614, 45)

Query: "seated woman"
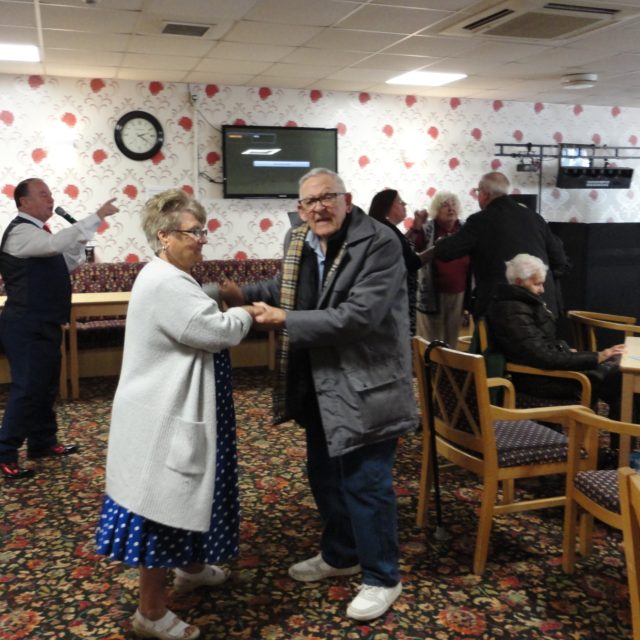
(486, 253, 624, 414)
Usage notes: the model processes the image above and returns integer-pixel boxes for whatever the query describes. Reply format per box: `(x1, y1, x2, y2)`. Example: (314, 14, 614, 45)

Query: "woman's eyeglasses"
(169, 228, 208, 239)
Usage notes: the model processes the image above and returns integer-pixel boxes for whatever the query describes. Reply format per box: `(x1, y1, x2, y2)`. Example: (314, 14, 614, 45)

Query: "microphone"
(54, 206, 78, 224)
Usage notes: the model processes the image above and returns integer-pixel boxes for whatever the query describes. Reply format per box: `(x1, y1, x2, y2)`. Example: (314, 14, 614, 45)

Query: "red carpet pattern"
(0, 369, 632, 639)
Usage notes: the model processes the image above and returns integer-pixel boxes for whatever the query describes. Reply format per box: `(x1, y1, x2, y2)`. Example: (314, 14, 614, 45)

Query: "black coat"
(486, 283, 598, 371)
(434, 195, 569, 318)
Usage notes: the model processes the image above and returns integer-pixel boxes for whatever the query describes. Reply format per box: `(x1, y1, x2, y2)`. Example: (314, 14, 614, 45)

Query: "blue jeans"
(304, 417, 400, 587)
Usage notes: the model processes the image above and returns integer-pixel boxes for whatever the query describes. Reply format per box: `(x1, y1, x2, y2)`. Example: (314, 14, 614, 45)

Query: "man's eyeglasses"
(298, 192, 345, 210)
(169, 228, 208, 239)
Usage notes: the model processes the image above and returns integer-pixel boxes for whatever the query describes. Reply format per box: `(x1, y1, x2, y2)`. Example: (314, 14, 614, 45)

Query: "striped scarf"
(272, 223, 308, 423)
(272, 224, 348, 423)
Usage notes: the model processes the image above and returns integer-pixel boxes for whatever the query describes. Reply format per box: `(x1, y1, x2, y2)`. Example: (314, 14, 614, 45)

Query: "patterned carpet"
(0, 368, 633, 639)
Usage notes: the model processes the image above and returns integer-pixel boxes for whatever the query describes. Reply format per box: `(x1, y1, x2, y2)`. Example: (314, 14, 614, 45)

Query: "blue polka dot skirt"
(95, 350, 240, 568)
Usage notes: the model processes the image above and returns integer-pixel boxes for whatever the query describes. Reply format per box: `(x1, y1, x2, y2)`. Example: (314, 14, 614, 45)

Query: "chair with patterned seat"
(620, 467, 640, 640)
(562, 409, 640, 570)
(413, 337, 596, 574)
(568, 310, 640, 352)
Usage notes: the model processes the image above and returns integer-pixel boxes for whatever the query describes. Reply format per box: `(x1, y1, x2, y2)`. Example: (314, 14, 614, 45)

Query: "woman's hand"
(412, 208, 428, 229)
(597, 343, 625, 363)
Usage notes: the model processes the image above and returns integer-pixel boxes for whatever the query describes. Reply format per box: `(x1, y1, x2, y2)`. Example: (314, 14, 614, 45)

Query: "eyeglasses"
(169, 227, 208, 239)
(298, 192, 345, 210)
(472, 188, 481, 194)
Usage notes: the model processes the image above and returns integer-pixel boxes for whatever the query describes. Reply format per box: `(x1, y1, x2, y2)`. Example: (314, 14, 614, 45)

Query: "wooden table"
(619, 336, 640, 464)
(68, 292, 130, 399)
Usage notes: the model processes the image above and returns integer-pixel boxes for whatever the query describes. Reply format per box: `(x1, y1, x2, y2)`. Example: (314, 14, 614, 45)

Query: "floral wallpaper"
(0, 73, 639, 263)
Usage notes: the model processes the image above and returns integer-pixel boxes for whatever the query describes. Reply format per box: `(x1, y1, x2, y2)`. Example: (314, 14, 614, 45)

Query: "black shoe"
(27, 444, 78, 459)
(1, 462, 35, 479)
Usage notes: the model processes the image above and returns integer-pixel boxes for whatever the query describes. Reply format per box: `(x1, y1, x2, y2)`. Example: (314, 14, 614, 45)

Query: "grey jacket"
(243, 207, 418, 457)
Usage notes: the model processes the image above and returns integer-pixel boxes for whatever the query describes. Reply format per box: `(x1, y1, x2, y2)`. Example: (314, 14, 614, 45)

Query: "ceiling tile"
(383, 34, 479, 58)
(209, 41, 294, 62)
(351, 53, 436, 71)
(246, 74, 320, 89)
(0, 0, 37, 27)
(193, 58, 273, 74)
(327, 67, 394, 82)
(335, 4, 450, 34)
(369, 0, 477, 9)
(304, 28, 402, 52)
(45, 49, 124, 66)
(259, 62, 340, 79)
(40, 5, 137, 33)
(279, 47, 366, 66)
(244, 0, 360, 26)
(121, 53, 199, 71)
(145, 0, 257, 22)
(45, 64, 118, 78)
(0, 25, 36, 44)
(43, 29, 130, 51)
(183, 71, 255, 84)
(224, 20, 321, 46)
(128, 35, 213, 57)
(116, 67, 187, 81)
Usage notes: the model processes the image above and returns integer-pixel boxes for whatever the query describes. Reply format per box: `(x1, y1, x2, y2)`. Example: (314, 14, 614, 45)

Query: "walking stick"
(423, 339, 450, 541)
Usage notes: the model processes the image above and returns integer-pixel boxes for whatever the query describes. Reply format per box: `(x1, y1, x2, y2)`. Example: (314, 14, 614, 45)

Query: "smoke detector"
(562, 73, 598, 89)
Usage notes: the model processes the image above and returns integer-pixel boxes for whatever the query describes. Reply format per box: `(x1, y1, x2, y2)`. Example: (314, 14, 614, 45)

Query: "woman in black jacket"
(486, 253, 624, 411)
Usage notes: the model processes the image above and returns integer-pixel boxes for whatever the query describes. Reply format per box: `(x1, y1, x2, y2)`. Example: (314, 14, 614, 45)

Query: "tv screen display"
(222, 125, 338, 199)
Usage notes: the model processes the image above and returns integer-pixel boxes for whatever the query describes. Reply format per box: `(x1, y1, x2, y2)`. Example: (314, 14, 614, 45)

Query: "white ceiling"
(2, 0, 640, 107)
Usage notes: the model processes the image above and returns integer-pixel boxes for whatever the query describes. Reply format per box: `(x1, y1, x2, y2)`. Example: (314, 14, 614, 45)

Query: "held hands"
(597, 343, 625, 363)
(252, 301, 287, 331)
(96, 198, 119, 220)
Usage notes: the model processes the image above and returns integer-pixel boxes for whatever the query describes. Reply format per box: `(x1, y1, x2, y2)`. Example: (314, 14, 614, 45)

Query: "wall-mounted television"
(222, 125, 338, 199)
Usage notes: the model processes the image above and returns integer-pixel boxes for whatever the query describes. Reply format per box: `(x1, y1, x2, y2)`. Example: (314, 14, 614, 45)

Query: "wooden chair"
(562, 409, 640, 569)
(413, 336, 595, 574)
(620, 467, 640, 640)
(568, 309, 640, 352)
(477, 318, 592, 409)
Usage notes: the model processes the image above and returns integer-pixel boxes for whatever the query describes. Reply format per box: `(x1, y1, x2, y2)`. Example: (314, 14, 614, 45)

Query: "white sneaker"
(288, 553, 361, 582)
(346, 583, 402, 621)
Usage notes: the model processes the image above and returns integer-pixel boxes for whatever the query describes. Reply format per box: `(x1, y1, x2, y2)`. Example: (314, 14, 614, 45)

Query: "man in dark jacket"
(221, 168, 416, 622)
(434, 171, 569, 319)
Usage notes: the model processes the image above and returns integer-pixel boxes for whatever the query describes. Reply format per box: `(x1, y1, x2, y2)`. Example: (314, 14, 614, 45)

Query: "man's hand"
(253, 301, 287, 330)
(220, 279, 245, 307)
(96, 198, 119, 220)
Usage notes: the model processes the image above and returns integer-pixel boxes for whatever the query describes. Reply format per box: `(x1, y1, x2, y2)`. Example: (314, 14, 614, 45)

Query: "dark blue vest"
(0, 217, 71, 324)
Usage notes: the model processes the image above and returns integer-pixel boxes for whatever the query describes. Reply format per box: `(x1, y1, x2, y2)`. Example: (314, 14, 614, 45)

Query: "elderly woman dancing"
(95, 189, 256, 640)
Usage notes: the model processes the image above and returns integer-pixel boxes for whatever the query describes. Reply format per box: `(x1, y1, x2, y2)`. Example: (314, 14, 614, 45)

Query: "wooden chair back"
(620, 467, 640, 640)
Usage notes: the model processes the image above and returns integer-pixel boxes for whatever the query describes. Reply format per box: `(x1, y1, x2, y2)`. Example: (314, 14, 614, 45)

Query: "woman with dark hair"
(368, 189, 427, 335)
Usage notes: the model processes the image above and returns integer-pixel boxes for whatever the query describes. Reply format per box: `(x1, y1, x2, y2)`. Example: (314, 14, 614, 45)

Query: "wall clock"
(114, 110, 164, 161)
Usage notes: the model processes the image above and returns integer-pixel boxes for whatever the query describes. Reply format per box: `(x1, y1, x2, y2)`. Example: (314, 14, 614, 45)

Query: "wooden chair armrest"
(491, 403, 589, 424)
(570, 317, 640, 334)
(568, 310, 637, 325)
(487, 376, 515, 409)
(504, 363, 592, 406)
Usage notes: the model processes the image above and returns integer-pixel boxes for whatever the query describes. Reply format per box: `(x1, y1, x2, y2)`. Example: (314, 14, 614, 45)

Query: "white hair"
(298, 167, 346, 193)
(429, 191, 461, 217)
(505, 253, 548, 284)
(479, 171, 510, 198)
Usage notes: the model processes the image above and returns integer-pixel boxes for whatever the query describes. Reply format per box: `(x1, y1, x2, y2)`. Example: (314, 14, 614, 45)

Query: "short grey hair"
(298, 167, 346, 194)
(505, 253, 548, 284)
(429, 191, 461, 217)
(142, 189, 206, 253)
(479, 172, 510, 198)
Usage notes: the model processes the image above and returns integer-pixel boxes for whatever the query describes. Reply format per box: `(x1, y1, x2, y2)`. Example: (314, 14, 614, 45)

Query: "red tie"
(43, 224, 52, 233)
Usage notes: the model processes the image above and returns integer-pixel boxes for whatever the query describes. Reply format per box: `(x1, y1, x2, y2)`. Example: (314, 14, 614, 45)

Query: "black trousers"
(0, 315, 62, 462)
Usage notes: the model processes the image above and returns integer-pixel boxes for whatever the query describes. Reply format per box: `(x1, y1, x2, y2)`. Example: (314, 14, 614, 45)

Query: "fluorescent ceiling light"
(0, 43, 40, 62)
(386, 70, 466, 86)
(242, 148, 281, 156)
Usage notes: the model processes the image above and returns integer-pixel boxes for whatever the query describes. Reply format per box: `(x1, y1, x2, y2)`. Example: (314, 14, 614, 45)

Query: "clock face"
(114, 110, 164, 161)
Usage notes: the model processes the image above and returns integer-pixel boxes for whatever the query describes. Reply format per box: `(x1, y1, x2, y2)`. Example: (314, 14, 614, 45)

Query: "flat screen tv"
(222, 125, 338, 199)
